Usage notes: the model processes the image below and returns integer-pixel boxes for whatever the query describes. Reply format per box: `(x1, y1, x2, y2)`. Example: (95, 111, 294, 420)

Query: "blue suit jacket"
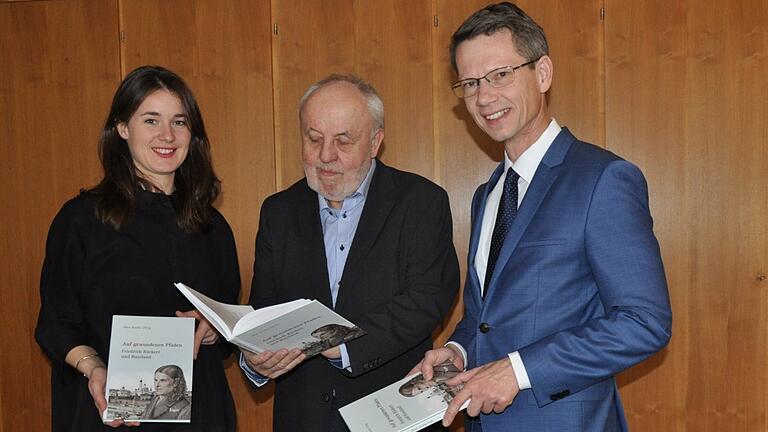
(451, 128, 672, 432)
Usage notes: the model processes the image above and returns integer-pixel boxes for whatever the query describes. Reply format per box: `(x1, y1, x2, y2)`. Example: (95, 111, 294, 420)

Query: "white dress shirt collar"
(503, 118, 561, 184)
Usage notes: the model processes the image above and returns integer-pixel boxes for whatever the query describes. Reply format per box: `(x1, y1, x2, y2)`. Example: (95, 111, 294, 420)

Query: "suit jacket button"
(479, 323, 490, 333)
(321, 393, 331, 402)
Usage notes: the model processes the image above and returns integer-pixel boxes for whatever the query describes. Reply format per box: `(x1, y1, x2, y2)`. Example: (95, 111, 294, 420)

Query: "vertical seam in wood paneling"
(352, 0, 359, 77)
(430, 0, 446, 337)
(270, 0, 282, 191)
(598, 0, 606, 149)
(117, 0, 125, 78)
(431, 0, 441, 187)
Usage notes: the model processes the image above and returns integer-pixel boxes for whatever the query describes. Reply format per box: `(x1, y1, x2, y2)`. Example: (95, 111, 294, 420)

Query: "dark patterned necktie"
(484, 167, 519, 294)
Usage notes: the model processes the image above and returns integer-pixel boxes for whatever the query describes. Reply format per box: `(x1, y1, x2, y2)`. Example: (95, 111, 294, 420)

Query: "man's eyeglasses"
(451, 58, 539, 98)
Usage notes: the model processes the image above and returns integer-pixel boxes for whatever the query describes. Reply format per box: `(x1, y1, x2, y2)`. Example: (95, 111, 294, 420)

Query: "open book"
(339, 361, 470, 432)
(175, 282, 365, 357)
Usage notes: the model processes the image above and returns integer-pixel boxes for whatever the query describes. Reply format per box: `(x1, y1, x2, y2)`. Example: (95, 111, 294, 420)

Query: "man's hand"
(409, 346, 464, 380)
(176, 309, 218, 359)
(442, 358, 520, 426)
(241, 348, 305, 379)
(321, 346, 341, 359)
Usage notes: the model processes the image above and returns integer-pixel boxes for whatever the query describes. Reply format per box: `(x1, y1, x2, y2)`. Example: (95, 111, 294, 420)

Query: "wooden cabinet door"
(0, 1, 120, 431)
(271, 0, 355, 188)
(607, 0, 768, 430)
(119, 1, 275, 430)
(120, 0, 275, 304)
(272, 0, 434, 189)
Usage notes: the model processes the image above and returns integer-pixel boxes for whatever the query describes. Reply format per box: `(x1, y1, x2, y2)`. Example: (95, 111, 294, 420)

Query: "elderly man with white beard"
(239, 74, 460, 432)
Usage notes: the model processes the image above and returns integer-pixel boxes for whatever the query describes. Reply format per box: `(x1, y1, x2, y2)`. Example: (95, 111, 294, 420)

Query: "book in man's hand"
(339, 361, 470, 432)
(175, 282, 365, 357)
(103, 315, 195, 423)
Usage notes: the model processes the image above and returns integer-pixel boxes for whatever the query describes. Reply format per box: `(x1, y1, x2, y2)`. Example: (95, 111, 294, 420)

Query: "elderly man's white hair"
(298, 74, 385, 139)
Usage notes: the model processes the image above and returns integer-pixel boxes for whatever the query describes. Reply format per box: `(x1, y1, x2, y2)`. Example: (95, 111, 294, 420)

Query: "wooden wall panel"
(5, 1, 767, 431)
(526, 0, 603, 146)
(353, 0, 434, 178)
(607, 0, 768, 430)
(605, 1, 688, 429)
(271, 0, 355, 189)
(0, 1, 120, 431)
(683, 1, 768, 430)
(273, 0, 435, 185)
(119, 1, 275, 430)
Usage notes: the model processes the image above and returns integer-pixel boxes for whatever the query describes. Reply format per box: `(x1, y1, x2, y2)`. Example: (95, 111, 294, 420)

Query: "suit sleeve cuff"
(445, 341, 468, 370)
(508, 351, 531, 390)
(239, 352, 269, 387)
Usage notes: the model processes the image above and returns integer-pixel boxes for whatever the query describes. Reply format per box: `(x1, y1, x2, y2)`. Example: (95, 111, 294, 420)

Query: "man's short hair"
(298, 74, 385, 137)
(449, 2, 549, 72)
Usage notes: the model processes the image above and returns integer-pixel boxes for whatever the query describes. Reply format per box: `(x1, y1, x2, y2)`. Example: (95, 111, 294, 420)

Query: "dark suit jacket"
(249, 160, 460, 431)
(452, 129, 672, 432)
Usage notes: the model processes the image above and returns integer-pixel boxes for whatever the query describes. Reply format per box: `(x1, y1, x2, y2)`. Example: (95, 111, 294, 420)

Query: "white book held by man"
(174, 282, 365, 357)
(339, 362, 470, 432)
(103, 315, 195, 423)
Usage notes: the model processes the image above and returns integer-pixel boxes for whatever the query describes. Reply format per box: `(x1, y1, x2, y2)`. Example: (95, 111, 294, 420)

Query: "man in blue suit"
(414, 3, 672, 431)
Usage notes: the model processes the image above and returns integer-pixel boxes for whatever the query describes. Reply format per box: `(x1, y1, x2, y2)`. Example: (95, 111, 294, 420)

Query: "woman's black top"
(35, 190, 240, 432)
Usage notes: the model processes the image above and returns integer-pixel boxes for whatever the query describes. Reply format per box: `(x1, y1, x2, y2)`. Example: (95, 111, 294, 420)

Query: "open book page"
(175, 282, 311, 340)
(231, 300, 364, 356)
(339, 361, 469, 432)
(103, 315, 194, 423)
(174, 282, 252, 340)
(232, 299, 310, 335)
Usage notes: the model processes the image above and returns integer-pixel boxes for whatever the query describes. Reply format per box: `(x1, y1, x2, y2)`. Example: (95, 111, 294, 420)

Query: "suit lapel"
(334, 161, 397, 310)
(484, 129, 576, 297)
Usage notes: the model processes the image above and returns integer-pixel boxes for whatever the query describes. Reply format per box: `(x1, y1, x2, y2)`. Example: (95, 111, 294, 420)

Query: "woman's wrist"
(74, 353, 98, 370)
(79, 355, 106, 378)
(73, 352, 106, 378)
(66, 345, 106, 378)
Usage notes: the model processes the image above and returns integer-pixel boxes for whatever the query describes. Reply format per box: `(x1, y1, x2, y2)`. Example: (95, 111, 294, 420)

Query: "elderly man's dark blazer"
(249, 160, 460, 431)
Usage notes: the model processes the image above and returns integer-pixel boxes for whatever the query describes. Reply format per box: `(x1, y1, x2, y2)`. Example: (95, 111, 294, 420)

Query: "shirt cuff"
(445, 341, 468, 370)
(339, 343, 351, 370)
(239, 352, 269, 387)
(507, 351, 531, 390)
(328, 343, 352, 372)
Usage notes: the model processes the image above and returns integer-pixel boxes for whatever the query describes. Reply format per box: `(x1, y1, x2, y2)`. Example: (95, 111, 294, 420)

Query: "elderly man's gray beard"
(304, 157, 373, 204)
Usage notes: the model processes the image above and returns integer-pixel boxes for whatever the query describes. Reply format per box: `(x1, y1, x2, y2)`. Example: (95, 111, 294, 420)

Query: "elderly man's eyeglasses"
(451, 59, 539, 98)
